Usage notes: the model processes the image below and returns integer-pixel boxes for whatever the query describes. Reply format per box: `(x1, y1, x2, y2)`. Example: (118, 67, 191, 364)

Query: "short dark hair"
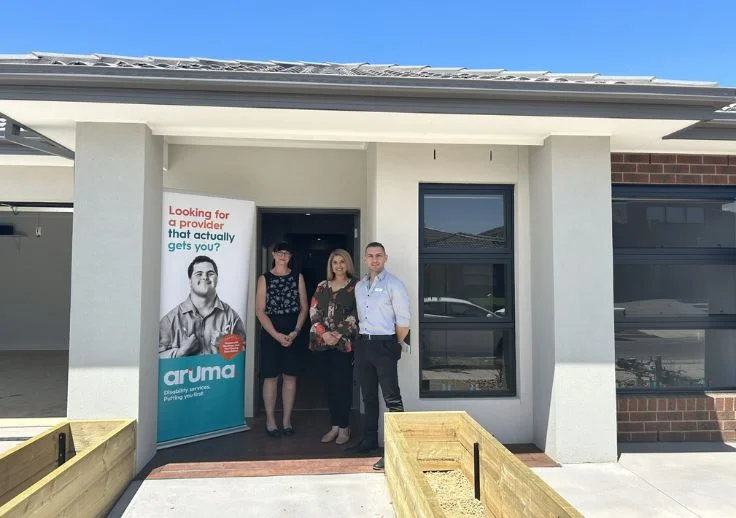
(365, 241, 386, 253)
(188, 256, 218, 278)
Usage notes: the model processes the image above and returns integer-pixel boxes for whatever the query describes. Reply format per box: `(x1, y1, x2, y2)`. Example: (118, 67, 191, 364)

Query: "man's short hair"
(188, 256, 218, 278)
(365, 242, 386, 253)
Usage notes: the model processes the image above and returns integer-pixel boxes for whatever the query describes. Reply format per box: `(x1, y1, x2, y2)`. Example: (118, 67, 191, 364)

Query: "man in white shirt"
(345, 242, 410, 470)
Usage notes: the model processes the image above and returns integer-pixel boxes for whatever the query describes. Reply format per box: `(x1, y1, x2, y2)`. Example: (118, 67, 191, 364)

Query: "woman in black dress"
(309, 248, 358, 445)
(256, 242, 308, 437)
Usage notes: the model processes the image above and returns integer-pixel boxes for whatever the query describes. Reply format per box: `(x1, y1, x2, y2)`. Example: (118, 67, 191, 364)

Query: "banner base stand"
(157, 422, 250, 450)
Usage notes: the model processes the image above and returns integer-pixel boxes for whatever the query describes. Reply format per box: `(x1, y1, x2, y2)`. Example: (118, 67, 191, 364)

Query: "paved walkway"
(534, 442, 736, 517)
(108, 473, 395, 518)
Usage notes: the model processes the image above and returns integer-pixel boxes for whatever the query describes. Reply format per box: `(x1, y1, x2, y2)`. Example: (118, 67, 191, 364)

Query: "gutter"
(0, 64, 734, 121)
(664, 111, 736, 141)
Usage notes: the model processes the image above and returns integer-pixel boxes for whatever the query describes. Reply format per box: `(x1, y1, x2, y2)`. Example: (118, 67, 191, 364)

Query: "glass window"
(419, 185, 514, 398)
(423, 193, 507, 250)
(423, 263, 508, 318)
(613, 186, 736, 394)
(615, 329, 736, 390)
(421, 328, 512, 394)
(613, 197, 736, 248)
(614, 263, 736, 318)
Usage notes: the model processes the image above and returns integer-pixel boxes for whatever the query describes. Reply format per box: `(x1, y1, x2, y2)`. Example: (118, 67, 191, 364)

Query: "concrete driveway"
(533, 442, 736, 517)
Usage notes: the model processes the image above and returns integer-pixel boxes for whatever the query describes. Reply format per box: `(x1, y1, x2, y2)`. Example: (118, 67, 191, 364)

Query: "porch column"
(67, 123, 163, 471)
(529, 136, 617, 463)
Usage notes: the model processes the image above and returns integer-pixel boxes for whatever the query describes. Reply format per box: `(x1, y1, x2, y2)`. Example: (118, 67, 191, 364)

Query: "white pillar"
(529, 136, 617, 463)
(67, 123, 163, 471)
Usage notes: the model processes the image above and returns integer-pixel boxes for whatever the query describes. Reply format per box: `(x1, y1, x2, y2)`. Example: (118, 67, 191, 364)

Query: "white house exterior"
(1, 53, 735, 471)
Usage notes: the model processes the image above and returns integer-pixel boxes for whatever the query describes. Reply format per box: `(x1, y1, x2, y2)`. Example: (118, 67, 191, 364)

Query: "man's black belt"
(359, 334, 396, 341)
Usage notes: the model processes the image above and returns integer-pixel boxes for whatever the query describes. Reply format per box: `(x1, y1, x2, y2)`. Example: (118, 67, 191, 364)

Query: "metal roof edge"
(0, 65, 733, 120)
(663, 115, 736, 141)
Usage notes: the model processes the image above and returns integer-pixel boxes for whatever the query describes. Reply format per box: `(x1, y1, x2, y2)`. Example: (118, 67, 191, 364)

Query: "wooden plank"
(56, 450, 135, 518)
(0, 420, 135, 518)
(69, 421, 126, 452)
(385, 414, 446, 518)
(455, 413, 582, 518)
(0, 422, 73, 507)
(391, 411, 462, 443)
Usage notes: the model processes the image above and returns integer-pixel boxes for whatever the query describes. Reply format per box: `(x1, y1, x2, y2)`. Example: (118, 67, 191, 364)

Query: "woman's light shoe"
(335, 427, 351, 445)
(321, 426, 339, 443)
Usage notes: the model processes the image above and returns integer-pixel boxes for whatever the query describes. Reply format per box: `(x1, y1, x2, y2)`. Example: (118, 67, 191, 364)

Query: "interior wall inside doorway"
(0, 211, 72, 350)
(258, 211, 359, 412)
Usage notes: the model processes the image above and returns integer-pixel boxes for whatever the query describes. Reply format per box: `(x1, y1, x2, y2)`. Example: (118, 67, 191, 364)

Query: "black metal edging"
(57, 433, 67, 466)
(474, 442, 481, 501)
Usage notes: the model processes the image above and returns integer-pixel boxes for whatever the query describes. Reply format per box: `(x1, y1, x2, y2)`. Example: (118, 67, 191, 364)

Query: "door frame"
(253, 207, 361, 415)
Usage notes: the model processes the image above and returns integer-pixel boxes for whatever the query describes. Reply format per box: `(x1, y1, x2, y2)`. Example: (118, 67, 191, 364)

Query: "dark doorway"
(257, 210, 360, 413)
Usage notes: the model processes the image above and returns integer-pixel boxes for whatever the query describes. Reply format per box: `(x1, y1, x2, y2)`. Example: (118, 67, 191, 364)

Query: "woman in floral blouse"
(309, 248, 358, 445)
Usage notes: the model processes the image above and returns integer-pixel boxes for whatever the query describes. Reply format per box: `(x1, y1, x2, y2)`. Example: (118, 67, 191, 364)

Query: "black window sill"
(420, 390, 517, 399)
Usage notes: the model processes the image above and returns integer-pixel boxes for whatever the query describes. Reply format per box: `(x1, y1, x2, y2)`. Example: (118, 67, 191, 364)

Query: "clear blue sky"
(4, 1, 735, 87)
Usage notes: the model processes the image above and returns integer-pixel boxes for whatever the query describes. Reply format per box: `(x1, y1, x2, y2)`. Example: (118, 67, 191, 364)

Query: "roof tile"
(0, 51, 725, 92)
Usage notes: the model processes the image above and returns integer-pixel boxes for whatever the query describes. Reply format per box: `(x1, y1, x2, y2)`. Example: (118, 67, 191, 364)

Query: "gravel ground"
(424, 470, 488, 518)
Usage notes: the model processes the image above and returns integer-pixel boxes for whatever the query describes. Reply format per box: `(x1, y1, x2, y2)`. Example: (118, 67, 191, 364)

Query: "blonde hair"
(326, 249, 356, 281)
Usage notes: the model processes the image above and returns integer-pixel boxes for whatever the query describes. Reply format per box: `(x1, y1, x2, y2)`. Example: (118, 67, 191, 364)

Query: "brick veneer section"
(613, 153, 736, 441)
(612, 153, 736, 185)
(617, 394, 736, 442)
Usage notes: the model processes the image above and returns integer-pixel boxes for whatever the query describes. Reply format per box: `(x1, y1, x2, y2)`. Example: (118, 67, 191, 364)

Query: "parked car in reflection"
(422, 297, 505, 359)
(423, 297, 504, 319)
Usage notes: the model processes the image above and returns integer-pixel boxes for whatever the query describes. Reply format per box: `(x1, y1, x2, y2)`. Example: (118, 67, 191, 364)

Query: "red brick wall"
(617, 395, 736, 442)
(612, 153, 736, 185)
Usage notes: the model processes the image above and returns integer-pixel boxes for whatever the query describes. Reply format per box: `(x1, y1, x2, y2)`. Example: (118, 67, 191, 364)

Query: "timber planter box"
(0, 419, 136, 518)
(385, 411, 581, 518)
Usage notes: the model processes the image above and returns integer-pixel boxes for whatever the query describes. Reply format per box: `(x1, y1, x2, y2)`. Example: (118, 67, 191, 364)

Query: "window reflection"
(614, 264, 736, 318)
(421, 329, 509, 393)
(615, 329, 736, 390)
(424, 194, 506, 250)
(423, 263, 507, 318)
(613, 198, 736, 248)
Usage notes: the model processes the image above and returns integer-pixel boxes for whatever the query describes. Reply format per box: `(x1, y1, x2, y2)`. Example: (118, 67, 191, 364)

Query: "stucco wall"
(369, 143, 533, 444)
(0, 165, 74, 202)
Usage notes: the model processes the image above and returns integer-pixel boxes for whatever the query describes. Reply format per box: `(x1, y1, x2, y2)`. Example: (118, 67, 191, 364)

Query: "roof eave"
(664, 112, 736, 141)
(0, 65, 734, 121)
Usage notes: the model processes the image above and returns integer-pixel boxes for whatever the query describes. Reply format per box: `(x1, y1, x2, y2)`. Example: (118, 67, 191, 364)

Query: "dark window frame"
(419, 183, 516, 398)
(613, 184, 736, 394)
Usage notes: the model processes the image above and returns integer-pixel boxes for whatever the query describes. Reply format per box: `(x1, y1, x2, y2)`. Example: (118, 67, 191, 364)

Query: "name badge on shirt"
(374, 288, 384, 292)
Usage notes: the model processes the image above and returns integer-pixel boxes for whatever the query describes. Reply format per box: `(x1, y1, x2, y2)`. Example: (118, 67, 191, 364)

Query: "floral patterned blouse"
(264, 271, 300, 316)
(309, 278, 358, 352)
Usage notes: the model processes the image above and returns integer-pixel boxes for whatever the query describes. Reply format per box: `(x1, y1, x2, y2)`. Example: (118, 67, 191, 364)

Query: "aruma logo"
(163, 364, 236, 386)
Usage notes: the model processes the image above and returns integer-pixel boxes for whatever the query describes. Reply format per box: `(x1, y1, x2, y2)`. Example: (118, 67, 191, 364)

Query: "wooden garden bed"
(384, 411, 581, 518)
(0, 419, 136, 518)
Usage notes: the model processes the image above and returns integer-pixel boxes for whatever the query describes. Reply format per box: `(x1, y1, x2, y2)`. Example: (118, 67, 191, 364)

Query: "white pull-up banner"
(157, 190, 254, 447)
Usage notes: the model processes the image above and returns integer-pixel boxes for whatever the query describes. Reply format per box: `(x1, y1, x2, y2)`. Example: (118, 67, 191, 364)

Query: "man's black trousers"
(354, 336, 404, 441)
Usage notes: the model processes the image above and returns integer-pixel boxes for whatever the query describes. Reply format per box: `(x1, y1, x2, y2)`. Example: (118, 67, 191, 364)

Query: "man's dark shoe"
(344, 439, 379, 454)
(372, 457, 385, 470)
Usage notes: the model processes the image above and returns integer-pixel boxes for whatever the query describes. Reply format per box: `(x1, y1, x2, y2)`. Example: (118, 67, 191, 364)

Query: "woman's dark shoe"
(265, 426, 281, 438)
(282, 425, 295, 437)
